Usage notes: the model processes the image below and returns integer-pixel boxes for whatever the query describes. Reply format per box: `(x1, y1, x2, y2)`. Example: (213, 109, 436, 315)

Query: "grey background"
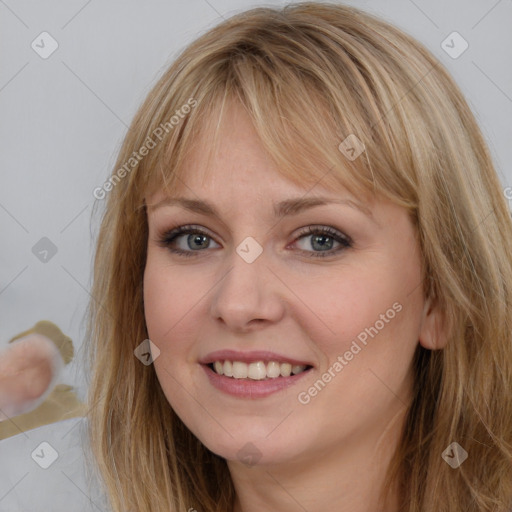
(1, 0, 511, 400)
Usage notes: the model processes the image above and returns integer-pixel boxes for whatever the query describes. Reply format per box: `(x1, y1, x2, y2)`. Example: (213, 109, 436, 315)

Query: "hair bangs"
(141, 48, 422, 221)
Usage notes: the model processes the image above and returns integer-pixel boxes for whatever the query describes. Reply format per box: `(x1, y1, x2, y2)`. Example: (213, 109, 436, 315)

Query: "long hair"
(84, 3, 512, 511)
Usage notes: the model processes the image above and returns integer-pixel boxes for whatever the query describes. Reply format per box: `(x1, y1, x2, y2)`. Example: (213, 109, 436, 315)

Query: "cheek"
(143, 258, 199, 343)
(288, 256, 424, 379)
(143, 260, 198, 403)
(288, 268, 400, 350)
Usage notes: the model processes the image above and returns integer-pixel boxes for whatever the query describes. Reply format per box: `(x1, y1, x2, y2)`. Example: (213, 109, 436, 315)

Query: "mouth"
(199, 350, 314, 398)
(207, 360, 312, 380)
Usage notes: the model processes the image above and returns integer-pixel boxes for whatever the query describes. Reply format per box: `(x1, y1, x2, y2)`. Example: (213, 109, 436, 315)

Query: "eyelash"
(157, 224, 353, 259)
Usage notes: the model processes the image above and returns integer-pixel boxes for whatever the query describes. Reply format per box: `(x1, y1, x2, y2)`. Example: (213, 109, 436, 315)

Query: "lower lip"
(201, 364, 312, 399)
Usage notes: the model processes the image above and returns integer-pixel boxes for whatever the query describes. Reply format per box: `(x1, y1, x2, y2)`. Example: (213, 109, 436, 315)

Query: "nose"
(209, 245, 285, 332)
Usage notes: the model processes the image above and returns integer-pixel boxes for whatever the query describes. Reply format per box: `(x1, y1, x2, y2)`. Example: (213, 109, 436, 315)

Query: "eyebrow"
(147, 196, 376, 224)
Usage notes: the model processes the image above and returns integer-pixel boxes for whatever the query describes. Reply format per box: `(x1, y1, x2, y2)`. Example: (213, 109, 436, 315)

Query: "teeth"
(223, 360, 233, 377)
(232, 361, 248, 379)
(211, 360, 308, 379)
(266, 361, 281, 378)
(292, 364, 306, 375)
(280, 363, 292, 377)
(248, 361, 267, 380)
(214, 361, 224, 375)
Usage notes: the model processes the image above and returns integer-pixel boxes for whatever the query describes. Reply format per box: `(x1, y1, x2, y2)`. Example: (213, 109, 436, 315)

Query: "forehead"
(143, 103, 392, 233)
(147, 100, 348, 202)
(145, 105, 376, 223)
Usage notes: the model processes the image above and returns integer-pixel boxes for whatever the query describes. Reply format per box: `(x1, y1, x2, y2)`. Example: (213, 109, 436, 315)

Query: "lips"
(199, 350, 313, 397)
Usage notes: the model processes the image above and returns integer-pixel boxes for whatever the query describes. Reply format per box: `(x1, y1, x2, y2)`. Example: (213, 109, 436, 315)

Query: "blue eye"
(157, 225, 219, 258)
(157, 224, 352, 258)
(293, 225, 352, 257)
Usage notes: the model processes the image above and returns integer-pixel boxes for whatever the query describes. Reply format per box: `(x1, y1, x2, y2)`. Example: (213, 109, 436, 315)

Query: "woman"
(85, 2, 512, 511)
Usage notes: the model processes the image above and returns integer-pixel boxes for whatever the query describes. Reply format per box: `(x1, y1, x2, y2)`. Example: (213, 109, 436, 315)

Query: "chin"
(185, 417, 310, 468)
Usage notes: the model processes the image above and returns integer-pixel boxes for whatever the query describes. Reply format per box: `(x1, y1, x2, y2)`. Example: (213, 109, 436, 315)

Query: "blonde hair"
(84, 2, 512, 511)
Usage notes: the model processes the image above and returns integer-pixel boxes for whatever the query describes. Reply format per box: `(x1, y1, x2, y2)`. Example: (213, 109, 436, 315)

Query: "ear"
(418, 295, 449, 350)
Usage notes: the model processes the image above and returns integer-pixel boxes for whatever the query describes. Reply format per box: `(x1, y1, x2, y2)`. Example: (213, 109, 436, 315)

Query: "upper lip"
(199, 349, 313, 367)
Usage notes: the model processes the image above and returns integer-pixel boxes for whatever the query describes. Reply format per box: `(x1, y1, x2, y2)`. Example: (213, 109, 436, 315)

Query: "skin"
(143, 101, 446, 512)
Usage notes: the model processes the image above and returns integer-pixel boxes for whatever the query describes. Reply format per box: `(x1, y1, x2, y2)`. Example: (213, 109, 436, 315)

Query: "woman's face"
(143, 102, 435, 467)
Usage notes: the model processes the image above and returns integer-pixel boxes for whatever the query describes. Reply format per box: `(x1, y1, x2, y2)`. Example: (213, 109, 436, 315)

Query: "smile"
(210, 360, 310, 380)
(200, 350, 313, 398)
